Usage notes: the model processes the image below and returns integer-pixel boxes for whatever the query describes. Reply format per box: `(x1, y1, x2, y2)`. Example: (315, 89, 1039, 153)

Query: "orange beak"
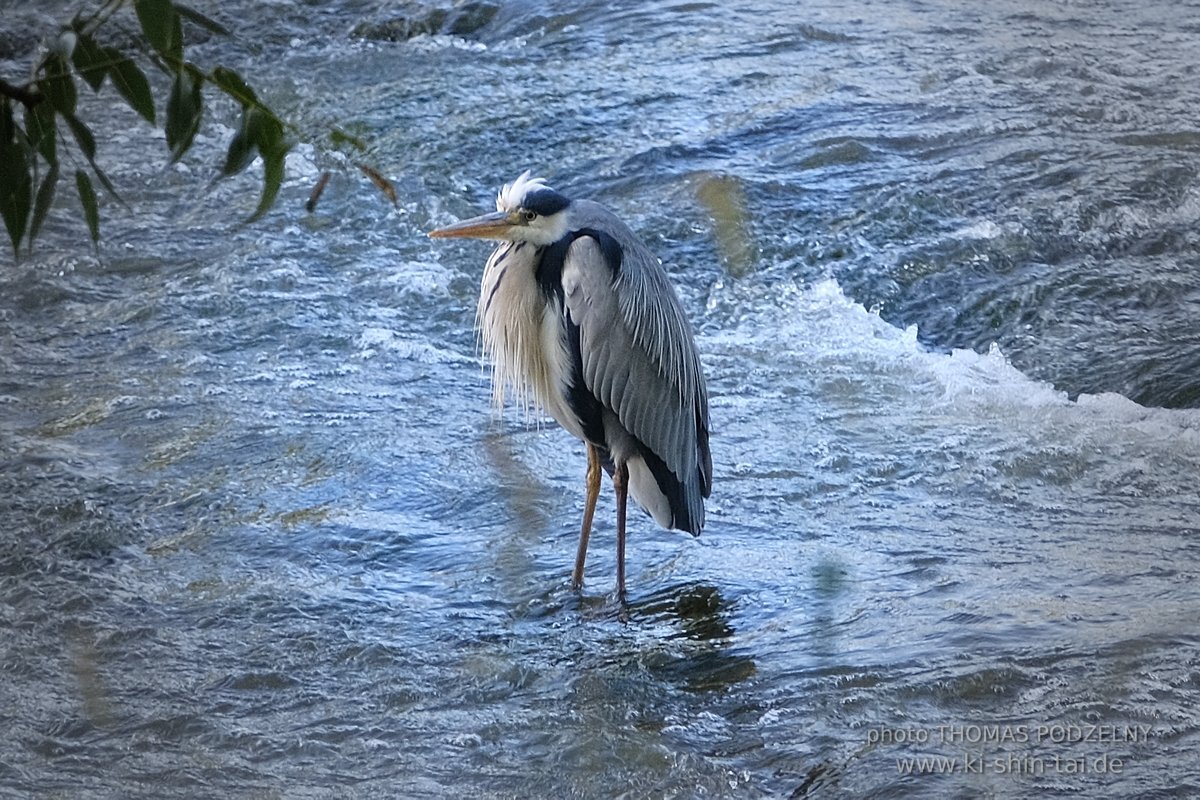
(428, 211, 514, 240)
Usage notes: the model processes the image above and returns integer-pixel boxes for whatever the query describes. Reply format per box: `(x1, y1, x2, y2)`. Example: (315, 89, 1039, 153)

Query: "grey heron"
(429, 171, 712, 598)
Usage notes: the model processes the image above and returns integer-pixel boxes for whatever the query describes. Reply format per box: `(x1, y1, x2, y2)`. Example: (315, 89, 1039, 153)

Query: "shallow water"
(2, 0, 1200, 797)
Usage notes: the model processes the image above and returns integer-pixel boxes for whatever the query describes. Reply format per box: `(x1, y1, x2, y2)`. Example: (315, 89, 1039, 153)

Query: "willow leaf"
(75, 168, 100, 245)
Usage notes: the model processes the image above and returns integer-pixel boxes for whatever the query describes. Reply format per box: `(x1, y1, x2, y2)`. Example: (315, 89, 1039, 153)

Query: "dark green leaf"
(134, 0, 183, 63)
(29, 163, 59, 244)
(75, 168, 100, 246)
(62, 111, 96, 160)
(25, 100, 57, 164)
(175, 3, 230, 36)
(0, 101, 33, 256)
(107, 51, 156, 124)
(39, 54, 77, 115)
(168, 13, 185, 64)
(221, 114, 255, 177)
(246, 107, 284, 156)
(210, 66, 257, 106)
(71, 32, 109, 91)
(165, 65, 203, 161)
(223, 104, 291, 219)
(62, 112, 121, 201)
(0, 173, 31, 256)
(238, 103, 292, 221)
(88, 160, 119, 201)
(247, 147, 286, 222)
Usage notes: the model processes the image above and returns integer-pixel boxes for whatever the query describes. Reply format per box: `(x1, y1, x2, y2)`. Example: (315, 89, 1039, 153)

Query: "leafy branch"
(0, 0, 394, 260)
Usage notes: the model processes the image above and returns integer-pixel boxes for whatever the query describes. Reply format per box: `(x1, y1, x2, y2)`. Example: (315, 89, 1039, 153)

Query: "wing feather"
(561, 231, 711, 530)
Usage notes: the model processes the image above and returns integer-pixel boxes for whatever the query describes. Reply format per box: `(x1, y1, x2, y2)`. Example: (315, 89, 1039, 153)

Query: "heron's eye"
(522, 210, 538, 223)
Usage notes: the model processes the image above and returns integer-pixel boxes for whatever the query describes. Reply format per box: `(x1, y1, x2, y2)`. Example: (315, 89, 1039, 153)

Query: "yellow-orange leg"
(571, 443, 602, 589)
(613, 461, 629, 600)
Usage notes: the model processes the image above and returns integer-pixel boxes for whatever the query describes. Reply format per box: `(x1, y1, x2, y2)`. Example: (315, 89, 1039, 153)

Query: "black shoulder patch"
(574, 228, 623, 277)
(534, 227, 624, 303)
(535, 237, 570, 304)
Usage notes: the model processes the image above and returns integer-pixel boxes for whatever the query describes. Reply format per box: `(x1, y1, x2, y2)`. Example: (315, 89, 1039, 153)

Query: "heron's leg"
(613, 461, 629, 601)
(571, 443, 602, 590)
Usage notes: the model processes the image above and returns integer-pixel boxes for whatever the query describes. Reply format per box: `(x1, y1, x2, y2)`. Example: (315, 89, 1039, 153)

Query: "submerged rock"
(351, 2, 500, 42)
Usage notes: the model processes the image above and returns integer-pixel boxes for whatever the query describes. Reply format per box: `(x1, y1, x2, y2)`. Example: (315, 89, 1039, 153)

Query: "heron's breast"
(478, 244, 576, 432)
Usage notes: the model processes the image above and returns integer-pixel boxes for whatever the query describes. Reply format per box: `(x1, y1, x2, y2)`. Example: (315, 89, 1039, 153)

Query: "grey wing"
(561, 234, 711, 531)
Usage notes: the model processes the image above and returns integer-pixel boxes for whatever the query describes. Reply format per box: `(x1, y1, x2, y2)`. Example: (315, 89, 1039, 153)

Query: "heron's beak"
(428, 210, 514, 239)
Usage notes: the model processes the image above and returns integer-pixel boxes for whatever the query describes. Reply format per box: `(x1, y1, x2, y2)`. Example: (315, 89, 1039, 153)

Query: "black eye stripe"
(522, 188, 571, 216)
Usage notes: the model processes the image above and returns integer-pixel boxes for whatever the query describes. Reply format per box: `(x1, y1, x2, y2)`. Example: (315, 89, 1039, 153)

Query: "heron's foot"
(615, 592, 630, 623)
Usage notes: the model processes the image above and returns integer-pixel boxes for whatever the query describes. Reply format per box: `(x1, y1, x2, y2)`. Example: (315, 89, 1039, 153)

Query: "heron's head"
(429, 171, 571, 247)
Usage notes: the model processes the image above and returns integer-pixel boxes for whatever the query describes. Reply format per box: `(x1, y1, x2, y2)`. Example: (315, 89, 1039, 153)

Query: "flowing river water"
(2, 0, 1199, 797)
